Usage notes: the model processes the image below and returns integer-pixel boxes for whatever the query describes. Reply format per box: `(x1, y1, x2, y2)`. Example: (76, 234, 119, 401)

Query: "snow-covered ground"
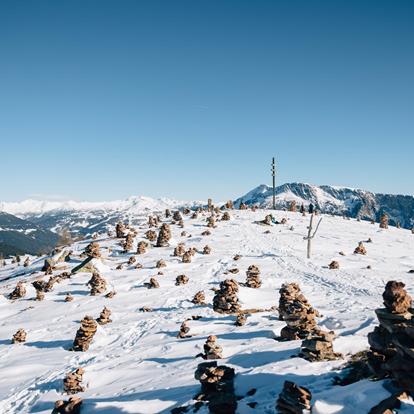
(0, 209, 414, 413)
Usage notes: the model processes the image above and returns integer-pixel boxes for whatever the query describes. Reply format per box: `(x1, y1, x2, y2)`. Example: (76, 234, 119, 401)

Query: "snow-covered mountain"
(235, 183, 414, 229)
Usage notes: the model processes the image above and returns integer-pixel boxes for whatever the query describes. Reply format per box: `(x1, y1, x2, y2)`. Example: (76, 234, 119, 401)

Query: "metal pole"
(272, 157, 276, 210)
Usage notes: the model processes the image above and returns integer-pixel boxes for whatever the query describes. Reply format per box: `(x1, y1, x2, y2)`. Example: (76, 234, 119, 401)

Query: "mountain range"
(0, 183, 413, 255)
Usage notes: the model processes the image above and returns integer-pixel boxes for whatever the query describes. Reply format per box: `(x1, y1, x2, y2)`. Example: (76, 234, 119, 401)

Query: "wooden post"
(272, 157, 276, 210)
(304, 213, 322, 259)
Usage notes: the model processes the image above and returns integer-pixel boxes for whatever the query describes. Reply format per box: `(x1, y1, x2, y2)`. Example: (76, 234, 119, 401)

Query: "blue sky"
(0, 0, 413, 201)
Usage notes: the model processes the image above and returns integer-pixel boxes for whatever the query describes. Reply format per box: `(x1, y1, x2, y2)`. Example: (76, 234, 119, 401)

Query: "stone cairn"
(65, 293, 74, 302)
(367, 281, 414, 391)
(42, 258, 54, 274)
(116, 222, 126, 238)
(63, 368, 85, 394)
(165, 208, 171, 218)
(85, 241, 101, 258)
(222, 212, 231, 221)
(174, 243, 186, 257)
(329, 260, 339, 270)
(173, 210, 183, 222)
(192, 290, 206, 305)
(52, 397, 82, 414)
(239, 201, 247, 210)
(96, 306, 112, 325)
(145, 229, 157, 242)
(182, 250, 192, 263)
(207, 216, 216, 228)
(177, 320, 191, 338)
(70, 316, 97, 352)
(262, 214, 273, 225)
(156, 224, 171, 247)
(23, 257, 30, 267)
(278, 283, 319, 340)
(123, 233, 134, 252)
(194, 361, 237, 414)
(299, 329, 342, 361)
(276, 380, 312, 414)
(245, 265, 261, 288)
(176, 274, 189, 285)
(12, 328, 26, 343)
(87, 272, 107, 295)
(225, 200, 234, 209)
(137, 241, 148, 254)
(148, 215, 158, 227)
(380, 213, 389, 229)
(235, 313, 247, 326)
(289, 201, 297, 212)
(203, 245, 211, 255)
(127, 256, 136, 265)
(213, 279, 241, 314)
(202, 335, 223, 359)
(8, 281, 26, 300)
(354, 241, 367, 255)
(145, 277, 159, 289)
(156, 259, 167, 268)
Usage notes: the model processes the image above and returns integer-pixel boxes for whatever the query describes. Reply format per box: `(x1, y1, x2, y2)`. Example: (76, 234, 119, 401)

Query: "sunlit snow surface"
(1, 210, 414, 413)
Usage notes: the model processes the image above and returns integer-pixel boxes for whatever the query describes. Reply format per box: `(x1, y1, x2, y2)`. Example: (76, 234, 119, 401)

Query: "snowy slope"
(0, 209, 414, 413)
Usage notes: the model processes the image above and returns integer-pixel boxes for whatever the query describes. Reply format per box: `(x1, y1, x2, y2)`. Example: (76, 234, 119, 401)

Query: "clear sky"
(1, 0, 413, 201)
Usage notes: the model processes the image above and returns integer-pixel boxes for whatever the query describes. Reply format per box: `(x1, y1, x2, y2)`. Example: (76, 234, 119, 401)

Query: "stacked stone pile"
(70, 316, 97, 352)
(213, 279, 241, 314)
(276, 381, 312, 414)
(202, 335, 223, 359)
(145, 230, 157, 242)
(300, 329, 341, 361)
(176, 275, 189, 285)
(12, 328, 26, 343)
(63, 368, 85, 394)
(380, 214, 389, 229)
(96, 307, 112, 325)
(84, 242, 101, 258)
(9, 281, 26, 300)
(137, 241, 148, 254)
(245, 265, 261, 288)
(156, 224, 171, 247)
(192, 291, 206, 305)
(116, 222, 126, 238)
(87, 272, 107, 295)
(354, 242, 367, 255)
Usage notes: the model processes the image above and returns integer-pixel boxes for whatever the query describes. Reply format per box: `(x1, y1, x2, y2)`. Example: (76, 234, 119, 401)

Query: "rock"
(63, 368, 85, 394)
(245, 265, 261, 288)
(145, 277, 159, 289)
(174, 243, 186, 257)
(156, 224, 171, 247)
(261, 214, 273, 225)
(329, 261, 339, 270)
(127, 256, 136, 265)
(276, 380, 311, 413)
(207, 216, 216, 228)
(203, 245, 211, 255)
(23, 257, 30, 267)
(354, 241, 367, 255)
(65, 293, 74, 302)
(233, 254, 241, 261)
(202, 335, 223, 359)
(137, 241, 148, 254)
(87, 272, 107, 295)
(146, 230, 157, 242)
(380, 214, 389, 229)
(383, 281, 412, 314)
(222, 212, 231, 221)
(70, 316, 97, 352)
(213, 279, 240, 314)
(12, 328, 26, 343)
(41, 258, 55, 274)
(96, 306, 112, 325)
(176, 275, 189, 285)
(235, 313, 247, 326)
(192, 291, 206, 305)
(115, 222, 126, 238)
(201, 230, 211, 236)
(123, 233, 134, 252)
(156, 259, 167, 268)
(177, 320, 191, 338)
(139, 306, 152, 312)
(228, 268, 239, 274)
(194, 361, 237, 414)
(289, 201, 297, 212)
(52, 396, 82, 414)
(8, 281, 26, 300)
(182, 251, 192, 263)
(225, 200, 234, 209)
(368, 391, 408, 414)
(173, 211, 183, 222)
(84, 241, 101, 258)
(105, 290, 116, 298)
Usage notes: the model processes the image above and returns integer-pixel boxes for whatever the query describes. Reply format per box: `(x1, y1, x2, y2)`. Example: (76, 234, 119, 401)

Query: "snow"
(0, 209, 414, 413)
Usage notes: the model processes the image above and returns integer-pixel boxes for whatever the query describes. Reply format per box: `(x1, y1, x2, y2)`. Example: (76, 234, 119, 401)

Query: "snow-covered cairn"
(245, 265, 261, 288)
(156, 223, 171, 247)
(174, 242, 186, 257)
(70, 316, 97, 352)
(96, 306, 112, 325)
(12, 328, 26, 343)
(137, 241, 148, 254)
(63, 368, 85, 394)
(87, 272, 107, 295)
(194, 361, 237, 414)
(84, 241, 101, 258)
(276, 380, 312, 414)
(368, 281, 414, 392)
(380, 213, 389, 229)
(52, 397, 82, 414)
(278, 283, 319, 340)
(202, 335, 223, 360)
(8, 281, 26, 300)
(145, 229, 157, 242)
(213, 279, 241, 314)
(354, 241, 367, 255)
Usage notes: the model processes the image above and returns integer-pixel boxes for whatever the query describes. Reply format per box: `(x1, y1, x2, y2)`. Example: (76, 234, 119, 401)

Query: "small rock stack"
(145, 230, 157, 242)
(42, 258, 54, 274)
(203, 245, 211, 255)
(354, 241, 367, 255)
(329, 261, 339, 270)
(213, 279, 241, 314)
(116, 222, 126, 238)
(222, 212, 230, 221)
(368, 281, 414, 391)
(207, 216, 216, 228)
(177, 320, 191, 338)
(71, 316, 97, 352)
(299, 329, 341, 361)
(12, 328, 26, 343)
(87, 272, 107, 295)
(176, 275, 189, 285)
(23, 257, 30, 267)
(8, 281, 26, 300)
(289, 201, 297, 212)
(96, 307, 112, 325)
(278, 283, 319, 340)
(65, 293, 74, 302)
(146, 277, 159, 289)
(235, 313, 247, 326)
(52, 397, 82, 414)
(262, 214, 272, 225)
(182, 251, 192, 263)
(194, 361, 237, 414)
(156, 259, 167, 268)
(85, 241, 101, 258)
(156, 224, 171, 247)
(63, 368, 85, 394)
(192, 291, 206, 305)
(165, 208, 171, 218)
(173, 210, 183, 222)
(276, 381, 312, 414)
(245, 265, 261, 288)
(174, 243, 186, 257)
(137, 241, 148, 254)
(202, 335, 223, 359)
(123, 233, 134, 252)
(380, 214, 389, 229)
